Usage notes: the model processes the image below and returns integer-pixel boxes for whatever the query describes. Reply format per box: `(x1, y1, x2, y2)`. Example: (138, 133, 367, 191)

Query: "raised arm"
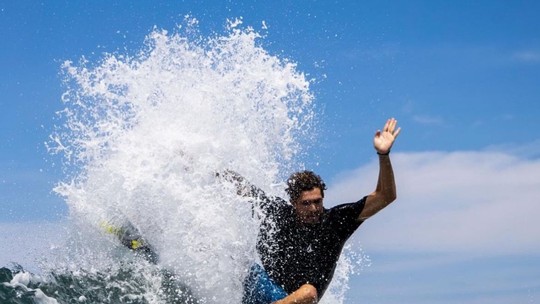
(218, 170, 267, 200)
(359, 118, 401, 221)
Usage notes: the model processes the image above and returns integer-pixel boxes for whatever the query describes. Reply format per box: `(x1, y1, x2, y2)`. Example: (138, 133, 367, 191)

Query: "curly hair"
(285, 170, 327, 203)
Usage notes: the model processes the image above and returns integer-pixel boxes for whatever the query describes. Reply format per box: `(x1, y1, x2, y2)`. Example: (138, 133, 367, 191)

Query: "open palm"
(374, 118, 401, 154)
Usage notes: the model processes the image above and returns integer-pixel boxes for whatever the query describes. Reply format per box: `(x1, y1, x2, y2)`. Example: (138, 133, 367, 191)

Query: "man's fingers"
(378, 118, 401, 139)
(383, 119, 390, 132)
(393, 127, 401, 139)
(383, 118, 398, 133)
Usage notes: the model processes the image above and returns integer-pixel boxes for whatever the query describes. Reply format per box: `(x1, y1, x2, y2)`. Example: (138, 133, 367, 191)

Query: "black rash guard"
(254, 194, 366, 296)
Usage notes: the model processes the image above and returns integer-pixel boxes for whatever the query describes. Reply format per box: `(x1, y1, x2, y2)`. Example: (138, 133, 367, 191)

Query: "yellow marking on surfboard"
(99, 221, 123, 236)
(131, 239, 143, 249)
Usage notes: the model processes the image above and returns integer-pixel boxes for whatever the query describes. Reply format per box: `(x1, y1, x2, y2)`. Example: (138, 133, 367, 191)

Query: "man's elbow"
(376, 186, 397, 203)
(386, 193, 397, 204)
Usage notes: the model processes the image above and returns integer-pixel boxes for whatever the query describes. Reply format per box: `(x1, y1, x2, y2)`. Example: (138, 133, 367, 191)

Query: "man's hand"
(217, 170, 257, 197)
(374, 118, 401, 154)
(216, 169, 244, 183)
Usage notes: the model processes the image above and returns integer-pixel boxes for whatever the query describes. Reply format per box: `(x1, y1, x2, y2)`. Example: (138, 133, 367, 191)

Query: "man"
(221, 118, 401, 304)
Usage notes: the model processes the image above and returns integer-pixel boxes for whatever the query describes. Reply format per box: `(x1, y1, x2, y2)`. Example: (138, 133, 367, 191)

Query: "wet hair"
(285, 170, 327, 203)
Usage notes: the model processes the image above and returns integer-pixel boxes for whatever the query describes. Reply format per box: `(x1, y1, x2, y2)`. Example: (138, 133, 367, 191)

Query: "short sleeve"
(327, 196, 367, 240)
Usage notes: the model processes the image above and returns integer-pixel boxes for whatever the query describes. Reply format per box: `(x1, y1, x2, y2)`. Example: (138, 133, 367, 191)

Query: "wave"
(3, 17, 356, 303)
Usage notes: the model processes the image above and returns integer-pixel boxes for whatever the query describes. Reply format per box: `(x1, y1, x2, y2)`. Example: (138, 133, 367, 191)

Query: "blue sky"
(1, 1, 540, 303)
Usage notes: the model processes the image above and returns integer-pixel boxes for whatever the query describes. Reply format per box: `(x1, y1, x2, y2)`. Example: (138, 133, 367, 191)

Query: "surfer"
(220, 118, 401, 304)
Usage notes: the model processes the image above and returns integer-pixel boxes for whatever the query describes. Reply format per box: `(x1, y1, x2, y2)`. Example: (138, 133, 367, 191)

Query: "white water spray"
(48, 19, 353, 303)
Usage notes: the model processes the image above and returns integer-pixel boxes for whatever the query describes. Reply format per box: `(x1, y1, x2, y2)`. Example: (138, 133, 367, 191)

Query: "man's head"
(285, 171, 326, 224)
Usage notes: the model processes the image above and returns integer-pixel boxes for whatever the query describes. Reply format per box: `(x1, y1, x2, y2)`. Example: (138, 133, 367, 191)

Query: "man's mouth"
(305, 215, 320, 222)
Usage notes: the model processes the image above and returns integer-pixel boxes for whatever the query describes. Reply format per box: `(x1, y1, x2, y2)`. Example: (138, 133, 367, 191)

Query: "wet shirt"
(255, 195, 366, 296)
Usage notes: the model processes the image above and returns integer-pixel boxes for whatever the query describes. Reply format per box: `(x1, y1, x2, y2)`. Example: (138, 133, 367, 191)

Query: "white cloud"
(512, 50, 540, 63)
(325, 150, 540, 255)
(400, 100, 445, 126)
(412, 115, 445, 126)
(340, 43, 401, 62)
(485, 139, 540, 159)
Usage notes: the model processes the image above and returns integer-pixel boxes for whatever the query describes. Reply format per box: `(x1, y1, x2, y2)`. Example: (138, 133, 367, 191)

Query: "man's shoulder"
(259, 195, 292, 215)
(325, 196, 367, 220)
(327, 196, 367, 211)
(320, 197, 367, 239)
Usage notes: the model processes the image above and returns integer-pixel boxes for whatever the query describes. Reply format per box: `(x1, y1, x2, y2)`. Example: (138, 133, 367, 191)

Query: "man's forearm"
(376, 154, 397, 203)
(359, 153, 397, 220)
(218, 170, 267, 199)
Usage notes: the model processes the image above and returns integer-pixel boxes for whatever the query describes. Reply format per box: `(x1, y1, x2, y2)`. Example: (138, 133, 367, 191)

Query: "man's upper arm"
(329, 197, 367, 238)
(359, 191, 392, 221)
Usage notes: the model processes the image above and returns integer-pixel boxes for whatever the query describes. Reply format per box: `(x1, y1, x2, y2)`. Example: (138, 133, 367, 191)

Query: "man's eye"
(302, 199, 322, 206)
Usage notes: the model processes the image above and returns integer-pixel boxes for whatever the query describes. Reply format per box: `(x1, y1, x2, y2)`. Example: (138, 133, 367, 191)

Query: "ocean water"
(1, 19, 357, 304)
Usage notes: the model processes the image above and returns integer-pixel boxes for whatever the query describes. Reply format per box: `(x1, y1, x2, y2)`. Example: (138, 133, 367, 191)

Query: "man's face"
(293, 187, 324, 225)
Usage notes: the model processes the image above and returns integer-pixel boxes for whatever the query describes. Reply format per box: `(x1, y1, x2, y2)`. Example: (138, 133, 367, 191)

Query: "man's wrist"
(377, 150, 390, 156)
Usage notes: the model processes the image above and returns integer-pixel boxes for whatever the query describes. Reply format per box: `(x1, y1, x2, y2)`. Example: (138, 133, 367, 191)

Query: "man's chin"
(302, 217, 321, 225)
